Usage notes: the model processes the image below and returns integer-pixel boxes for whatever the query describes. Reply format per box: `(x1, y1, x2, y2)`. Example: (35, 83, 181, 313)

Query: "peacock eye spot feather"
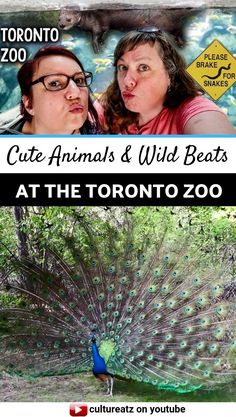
(97, 293, 105, 301)
(166, 298, 176, 308)
(153, 302, 163, 310)
(158, 344, 165, 351)
(126, 306, 133, 313)
(154, 314, 162, 321)
(124, 260, 131, 268)
(161, 285, 169, 294)
(110, 249, 116, 257)
(119, 276, 129, 285)
(180, 290, 189, 299)
(135, 270, 142, 278)
(203, 369, 211, 378)
(156, 361, 163, 368)
(193, 361, 202, 369)
(192, 277, 201, 286)
(185, 326, 193, 334)
(176, 360, 183, 368)
(129, 290, 137, 297)
(107, 302, 114, 310)
(80, 288, 87, 296)
(180, 340, 188, 349)
(147, 285, 156, 293)
(116, 293, 123, 301)
(138, 301, 145, 308)
(113, 311, 119, 318)
(92, 276, 101, 285)
(107, 284, 115, 292)
(196, 341, 206, 350)
(108, 266, 115, 273)
(187, 350, 195, 358)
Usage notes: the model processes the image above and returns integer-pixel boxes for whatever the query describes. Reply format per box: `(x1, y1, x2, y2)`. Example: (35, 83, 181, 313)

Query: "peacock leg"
(105, 377, 110, 395)
(108, 376, 114, 397)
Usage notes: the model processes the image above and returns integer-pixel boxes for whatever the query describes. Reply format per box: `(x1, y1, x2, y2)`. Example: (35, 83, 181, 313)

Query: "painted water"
(0, 8, 235, 127)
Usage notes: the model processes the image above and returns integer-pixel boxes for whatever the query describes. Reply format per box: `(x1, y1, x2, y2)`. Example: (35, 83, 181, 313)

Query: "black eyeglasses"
(137, 27, 162, 34)
(30, 71, 93, 91)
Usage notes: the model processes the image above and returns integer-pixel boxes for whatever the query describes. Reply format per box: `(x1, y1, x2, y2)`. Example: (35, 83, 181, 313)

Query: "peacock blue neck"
(92, 339, 115, 374)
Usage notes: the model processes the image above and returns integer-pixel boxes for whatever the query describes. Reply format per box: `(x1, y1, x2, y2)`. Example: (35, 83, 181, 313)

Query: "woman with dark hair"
(1, 45, 100, 134)
(96, 28, 235, 134)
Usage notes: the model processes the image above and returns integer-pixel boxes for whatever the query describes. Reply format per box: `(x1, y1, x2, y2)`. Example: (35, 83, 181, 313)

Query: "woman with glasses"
(96, 28, 235, 134)
(1, 45, 99, 134)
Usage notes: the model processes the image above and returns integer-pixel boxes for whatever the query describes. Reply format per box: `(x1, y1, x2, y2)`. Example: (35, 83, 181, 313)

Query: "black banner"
(0, 173, 235, 206)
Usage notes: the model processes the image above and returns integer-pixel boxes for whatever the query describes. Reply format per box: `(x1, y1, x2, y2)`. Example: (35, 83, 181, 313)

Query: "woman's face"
(117, 42, 170, 125)
(23, 55, 89, 134)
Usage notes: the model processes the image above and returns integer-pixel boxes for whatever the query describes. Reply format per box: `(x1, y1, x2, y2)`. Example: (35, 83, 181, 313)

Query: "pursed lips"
(122, 91, 135, 100)
(69, 103, 84, 113)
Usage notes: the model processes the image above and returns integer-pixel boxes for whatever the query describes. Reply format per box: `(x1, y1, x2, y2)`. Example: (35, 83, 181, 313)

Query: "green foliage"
(0, 206, 236, 275)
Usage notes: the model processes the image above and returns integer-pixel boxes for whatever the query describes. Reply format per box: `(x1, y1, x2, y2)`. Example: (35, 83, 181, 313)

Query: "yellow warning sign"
(186, 40, 236, 101)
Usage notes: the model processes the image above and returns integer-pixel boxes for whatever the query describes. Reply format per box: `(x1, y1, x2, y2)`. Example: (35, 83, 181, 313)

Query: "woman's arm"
(184, 111, 236, 134)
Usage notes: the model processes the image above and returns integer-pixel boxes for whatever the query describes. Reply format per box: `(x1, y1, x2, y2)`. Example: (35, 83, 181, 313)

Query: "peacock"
(0, 210, 236, 396)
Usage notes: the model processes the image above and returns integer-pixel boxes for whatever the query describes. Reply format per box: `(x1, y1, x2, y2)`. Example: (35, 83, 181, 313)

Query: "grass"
(0, 373, 236, 402)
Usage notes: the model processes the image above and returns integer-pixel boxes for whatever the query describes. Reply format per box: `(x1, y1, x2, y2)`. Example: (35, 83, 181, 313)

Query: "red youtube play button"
(70, 403, 88, 416)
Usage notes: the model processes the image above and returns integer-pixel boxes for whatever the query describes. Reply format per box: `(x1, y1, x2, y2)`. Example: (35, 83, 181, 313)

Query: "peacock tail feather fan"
(0, 215, 236, 393)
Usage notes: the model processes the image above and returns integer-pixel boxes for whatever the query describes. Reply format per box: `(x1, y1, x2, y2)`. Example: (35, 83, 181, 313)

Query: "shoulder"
(177, 95, 222, 125)
(177, 95, 235, 134)
(179, 96, 235, 134)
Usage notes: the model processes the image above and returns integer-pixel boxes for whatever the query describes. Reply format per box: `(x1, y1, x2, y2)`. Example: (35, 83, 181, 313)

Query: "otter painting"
(58, 7, 200, 53)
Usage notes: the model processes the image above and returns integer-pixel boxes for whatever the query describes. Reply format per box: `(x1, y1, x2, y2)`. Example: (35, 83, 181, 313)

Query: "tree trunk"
(13, 206, 29, 259)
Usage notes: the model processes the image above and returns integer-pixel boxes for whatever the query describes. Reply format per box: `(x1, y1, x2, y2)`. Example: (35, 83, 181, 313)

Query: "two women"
(1, 28, 235, 134)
